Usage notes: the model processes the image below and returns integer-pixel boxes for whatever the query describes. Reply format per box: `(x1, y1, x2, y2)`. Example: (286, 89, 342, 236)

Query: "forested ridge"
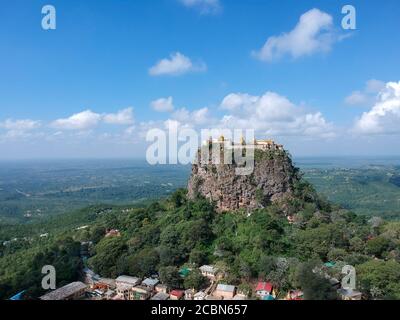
(1, 177, 400, 300)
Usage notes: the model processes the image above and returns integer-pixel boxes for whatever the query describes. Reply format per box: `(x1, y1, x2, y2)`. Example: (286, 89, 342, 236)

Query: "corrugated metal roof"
(116, 276, 141, 285)
(40, 282, 87, 300)
(142, 278, 159, 286)
(216, 284, 235, 293)
(200, 265, 216, 273)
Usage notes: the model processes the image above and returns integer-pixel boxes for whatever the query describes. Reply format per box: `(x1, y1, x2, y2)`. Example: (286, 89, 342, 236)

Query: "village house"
(40, 282, 87, 301)
(116, 284, 132, 300)
(116, 276, 141, 299)
(232, 294, 246, 300)
(215, 284, 236, 300)
(95, 278, 116, 290)
(130, 286, 152, 300)
(255, 282, 273, 298)
(142, 278, 159, 290)
(338, 288, 363, 301)
(170, 290, 185, 300)
(155, 284, 168, 294)
(103, 289, 115, 300)
(194, 291, 207, 300)
(116, 275, 141, 288)
(185, 289, 196, 300)
(151, 292, 170, 301)
(199, 265, 218, 280)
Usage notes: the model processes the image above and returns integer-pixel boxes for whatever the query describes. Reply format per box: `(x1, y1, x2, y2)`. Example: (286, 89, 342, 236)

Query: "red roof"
(256, 282, 273, 293)
(170, 290, 184, 298)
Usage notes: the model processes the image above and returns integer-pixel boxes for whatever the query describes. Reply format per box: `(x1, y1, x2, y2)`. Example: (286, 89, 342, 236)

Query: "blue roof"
(9, 290, 26, 300)
(262, 294, 275, 301)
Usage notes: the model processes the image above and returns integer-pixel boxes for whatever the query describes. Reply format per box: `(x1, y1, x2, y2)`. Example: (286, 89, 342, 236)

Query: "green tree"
(294, 262, 337, 300)
(189, 247, 207, 266)
(184, 269, 207, 290)
(357, 260, 400, 299)
(366, 237, 391, 258)
(88, 237, 126, 277)
(159, 266, 183, 289)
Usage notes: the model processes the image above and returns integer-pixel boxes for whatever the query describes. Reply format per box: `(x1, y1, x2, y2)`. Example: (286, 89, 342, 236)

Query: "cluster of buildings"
(204, 136, 284, 152)
(38, 264, 247, 301)
(206, 136, 284, 151)
(37, 262, 362, 301)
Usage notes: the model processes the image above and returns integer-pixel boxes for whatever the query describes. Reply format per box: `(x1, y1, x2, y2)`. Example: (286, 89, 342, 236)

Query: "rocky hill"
(187, 140, 300, 212)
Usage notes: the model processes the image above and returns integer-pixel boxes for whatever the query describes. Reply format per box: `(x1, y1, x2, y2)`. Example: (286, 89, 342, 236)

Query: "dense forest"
(1, 178, 400, 300)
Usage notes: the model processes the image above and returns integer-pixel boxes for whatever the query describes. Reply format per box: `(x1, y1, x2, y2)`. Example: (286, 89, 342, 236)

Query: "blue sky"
(0, 0, 400, 159)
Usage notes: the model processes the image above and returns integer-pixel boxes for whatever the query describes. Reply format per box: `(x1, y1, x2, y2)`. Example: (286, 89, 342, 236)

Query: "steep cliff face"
(187, 148, 299, 212)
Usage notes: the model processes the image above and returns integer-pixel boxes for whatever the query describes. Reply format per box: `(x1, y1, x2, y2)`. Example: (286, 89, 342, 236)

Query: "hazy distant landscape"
(1, 157, 400, 224)
(297, 157, 400, 220)
(0, 160, 190, 224)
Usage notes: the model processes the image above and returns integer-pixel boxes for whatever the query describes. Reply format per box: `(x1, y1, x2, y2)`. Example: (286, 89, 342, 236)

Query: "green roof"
(179, 268, 190, 277)
(324, 262, 336, 268)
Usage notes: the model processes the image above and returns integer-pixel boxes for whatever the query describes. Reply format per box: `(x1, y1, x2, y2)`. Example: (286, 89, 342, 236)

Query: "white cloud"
(345, 79, 386, 106)
(151, 97, 175, 112)
(179, 0, 221, 14)
(218, 91, 335, 138)
(365, 79, 386, 93)
(253, 8, 340, 62)
(172, 107, 211, 126)
(103, 107, 134, 125)
(345, 91, 369, 106)
(221, 93, 258, 111)
(0, 118, 41, 141)
(51, 110, 102, 130)
(149, 52, 206, 76)
(354, 81, 400, 135)
(0, 119, 41, 131)
(51, 108, 135, 130)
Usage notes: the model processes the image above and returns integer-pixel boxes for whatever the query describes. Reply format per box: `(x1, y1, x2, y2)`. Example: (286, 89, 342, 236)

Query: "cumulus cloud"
(353, 81, 400, 135)
(172, 107, 211, 126)
(253, 8, 341, 62)
(221, 93, 258, 111)
(218, 91, 335, 138)
(151, 97, 175, 112)
(345, 79, 386, 106)
(51, 108, 135, 131)
(103, 107, 134, 125)
(149, 52, 207, 76)
(179, 0, 221, 14)
(51, 110, 102, 130)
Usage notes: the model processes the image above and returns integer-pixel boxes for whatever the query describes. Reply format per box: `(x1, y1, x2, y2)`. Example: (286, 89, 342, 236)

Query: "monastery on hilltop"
(205, 136, 284, 151)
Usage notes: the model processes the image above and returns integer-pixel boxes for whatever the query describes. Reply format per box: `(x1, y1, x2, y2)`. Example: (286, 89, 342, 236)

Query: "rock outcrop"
(187, 143, 299, 213)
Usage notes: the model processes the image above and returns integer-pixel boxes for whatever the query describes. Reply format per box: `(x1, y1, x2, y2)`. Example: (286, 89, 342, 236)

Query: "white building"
(199, 265, 218, 279)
